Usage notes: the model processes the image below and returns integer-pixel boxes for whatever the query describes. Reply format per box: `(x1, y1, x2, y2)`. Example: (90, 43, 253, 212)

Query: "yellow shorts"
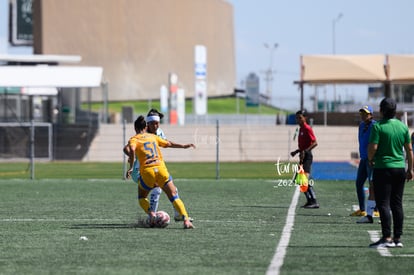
(139, 165, 172, 191)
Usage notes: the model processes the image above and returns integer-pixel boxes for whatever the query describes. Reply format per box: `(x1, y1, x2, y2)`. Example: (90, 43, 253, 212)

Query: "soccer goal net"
(0, 122, 53, 160)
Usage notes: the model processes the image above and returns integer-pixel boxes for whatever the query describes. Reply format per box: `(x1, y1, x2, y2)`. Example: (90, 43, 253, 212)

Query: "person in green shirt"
(368, 98, 413, 248)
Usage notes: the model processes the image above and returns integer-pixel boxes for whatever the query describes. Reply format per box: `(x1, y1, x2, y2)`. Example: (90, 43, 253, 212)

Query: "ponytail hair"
(134, 115, 146, 132)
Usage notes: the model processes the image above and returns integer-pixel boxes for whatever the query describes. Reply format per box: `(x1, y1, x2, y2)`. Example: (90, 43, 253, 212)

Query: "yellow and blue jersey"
(132, 128, 166, 170)
(128, 133, 172, 189)
(128, 133, 169, 170)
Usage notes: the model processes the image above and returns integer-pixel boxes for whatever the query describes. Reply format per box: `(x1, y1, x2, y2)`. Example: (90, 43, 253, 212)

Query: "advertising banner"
(10, 0, 33, 46)
(168, 73, 178, 125)
(194, 45, 207, 115)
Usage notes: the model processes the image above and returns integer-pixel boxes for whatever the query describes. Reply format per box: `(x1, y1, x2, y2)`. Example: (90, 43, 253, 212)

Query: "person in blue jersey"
(351, 105, 379, 223)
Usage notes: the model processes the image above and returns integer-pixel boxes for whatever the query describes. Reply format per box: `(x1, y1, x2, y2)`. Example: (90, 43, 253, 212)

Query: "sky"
(1, 0, 414, 111)
(226, 0, 414, 110)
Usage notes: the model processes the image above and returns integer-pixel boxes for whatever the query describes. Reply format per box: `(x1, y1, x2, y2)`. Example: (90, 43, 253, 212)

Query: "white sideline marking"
(266, 185, 300, 275)
(368, 230, 393, 257)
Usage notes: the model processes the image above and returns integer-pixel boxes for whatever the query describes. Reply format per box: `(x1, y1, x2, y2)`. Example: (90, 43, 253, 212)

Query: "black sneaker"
(394, 239, 404, 248)
(369, 238, 395, 248)
(174, 215, 194, 222)
(301, 201, 312, 208)
(304, 202, 320, 209)
(356, 215, 373, 224)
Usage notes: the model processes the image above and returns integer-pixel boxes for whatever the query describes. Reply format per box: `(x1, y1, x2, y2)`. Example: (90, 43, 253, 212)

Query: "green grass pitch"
(1, 162, 414, 274)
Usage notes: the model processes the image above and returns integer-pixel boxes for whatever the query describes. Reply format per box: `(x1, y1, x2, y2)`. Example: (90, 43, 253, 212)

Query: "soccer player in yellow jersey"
(125, 115, 195, 229)
(123, 108, 192, 222)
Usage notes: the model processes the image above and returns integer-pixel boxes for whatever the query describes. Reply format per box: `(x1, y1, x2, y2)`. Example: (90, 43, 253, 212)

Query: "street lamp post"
(332, 13, 343, 109)
(264, 43, 278, 106)
(332, 13, 343, 54)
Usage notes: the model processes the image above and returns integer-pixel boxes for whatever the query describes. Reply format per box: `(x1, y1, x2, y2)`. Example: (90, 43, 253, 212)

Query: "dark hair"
(380, 97, 396, 119)
(134, 115, 146, 132)
(295, 110, 307, 117)
(147, 108, 164, 119)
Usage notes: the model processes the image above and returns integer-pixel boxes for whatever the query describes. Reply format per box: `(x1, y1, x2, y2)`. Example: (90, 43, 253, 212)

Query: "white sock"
(367, 200, 375, 217)
(149, 187, 162, 212)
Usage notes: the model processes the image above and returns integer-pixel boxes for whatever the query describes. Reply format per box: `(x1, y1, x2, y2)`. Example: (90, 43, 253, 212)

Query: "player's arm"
(404, 142, 414, 180)
(298, 140, 318, 162)
(290, 149, 300, 157)
(124, 142, 136, 179)
(166, 141, 196, 149)
(156, 136, 195, 149)
(123, 144, 131, 158)
(291, 139, 317, 157)
(304, 128, 318, 152)
(123, 142, 135, 165)
(305, 140, 318, 152)
(367, 143, 377, 166)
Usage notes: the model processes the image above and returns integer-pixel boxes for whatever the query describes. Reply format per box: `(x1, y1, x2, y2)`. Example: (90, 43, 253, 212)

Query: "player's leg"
(131, 166, 164, 214)
(368, 181, 380, 217)
(172, 187, 193, 222)
(138, 185, 151, 214)
(352, 160, 368, 217)
(358, 161, 378, 223)
(298, 160, 311, 207)
(173, 187, 180, 220)
(137, 180, 151, 213)
(160, 178, 188, 218)
(138, 169, 157, 225)
(372, 169, 392, 239)
(156, 166, 194, 229)
(161, 180, 194, 229)
(156, 169, 193, 228)
(389, 168, 406, 244)
(366, 161, 376, 217)
(366, 162, 379, 217)
(305, 185, 318, 208)
(369, 168, 396, 247)
(132, 167, 158, 212)
(302, 152, 319, 208)
(149, 187, 162, 212)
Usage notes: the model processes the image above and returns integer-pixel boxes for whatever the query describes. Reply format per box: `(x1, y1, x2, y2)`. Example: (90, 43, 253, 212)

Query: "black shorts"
(302, 151, 313, 174)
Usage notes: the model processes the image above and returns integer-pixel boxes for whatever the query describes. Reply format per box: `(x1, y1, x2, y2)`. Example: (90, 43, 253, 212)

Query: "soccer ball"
(154, 211, 170, 228)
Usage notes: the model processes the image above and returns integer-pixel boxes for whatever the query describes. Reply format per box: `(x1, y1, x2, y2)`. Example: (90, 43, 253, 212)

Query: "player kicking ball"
(125, 115, 195, 229)
(124, 109, 193, 222)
